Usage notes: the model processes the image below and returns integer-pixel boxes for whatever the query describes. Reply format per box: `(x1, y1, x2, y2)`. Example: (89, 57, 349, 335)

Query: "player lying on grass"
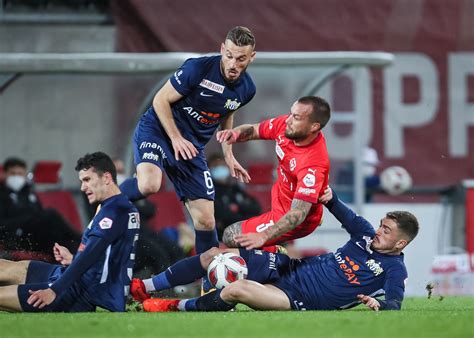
(0, 152, 140, 312)
(131, 187, 419, 312)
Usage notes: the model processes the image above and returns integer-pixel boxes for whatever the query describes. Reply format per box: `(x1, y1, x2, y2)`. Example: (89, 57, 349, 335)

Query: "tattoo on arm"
(265, 199, 312, 240)
(222, 221, 243, 247)
(236, 125, 256, 142)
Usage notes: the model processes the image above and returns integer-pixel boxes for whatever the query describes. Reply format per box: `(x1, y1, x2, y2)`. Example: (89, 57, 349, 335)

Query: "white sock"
(177, 300, 188, 311)
(143, 278, 156, 292)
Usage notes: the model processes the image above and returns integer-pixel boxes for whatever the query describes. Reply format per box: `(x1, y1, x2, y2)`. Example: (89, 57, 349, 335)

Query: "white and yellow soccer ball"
(380, 166, 413, 195)
(207, 253, 248, 289)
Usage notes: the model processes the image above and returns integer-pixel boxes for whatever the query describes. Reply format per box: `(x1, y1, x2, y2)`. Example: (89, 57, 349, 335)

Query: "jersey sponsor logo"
(289, 158, 296, 171)
(365, 259, 384, 276)
(224, 98, 241, 110)
(128, 212, 140, 229)
(183, 106, 220, 125)
(99, 217, 113, 229)
(139, 142, 168, 159)
(206, 190, 215, 195)
(297, 187, 316, 195)
(334, 252, 361, 285)
(174, 70, 183, 85)
(142, 152, 162, 162)
(268, 253, 277, 270)
(275, 144, 285, 160)
(199, 79, 225, 93)
(303, 173, 316, 187)
(200, 91, 213, 97)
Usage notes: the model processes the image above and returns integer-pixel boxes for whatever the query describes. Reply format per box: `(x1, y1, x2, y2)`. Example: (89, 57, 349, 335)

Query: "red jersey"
(259, 115, 330, 228)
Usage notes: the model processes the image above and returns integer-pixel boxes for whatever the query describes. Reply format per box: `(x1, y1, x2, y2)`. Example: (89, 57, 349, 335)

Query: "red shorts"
(241, 210, 320, 246)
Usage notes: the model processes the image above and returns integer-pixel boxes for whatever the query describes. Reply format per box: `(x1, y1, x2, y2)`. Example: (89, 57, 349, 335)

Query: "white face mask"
(6, 175, 27, 192)
(210, 165, 230, 181)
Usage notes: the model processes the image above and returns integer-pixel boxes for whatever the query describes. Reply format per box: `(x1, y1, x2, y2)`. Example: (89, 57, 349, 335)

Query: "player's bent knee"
(137, 178, 161, 195)
(195, 215, 215, 231)
(221, 280, 250, 302)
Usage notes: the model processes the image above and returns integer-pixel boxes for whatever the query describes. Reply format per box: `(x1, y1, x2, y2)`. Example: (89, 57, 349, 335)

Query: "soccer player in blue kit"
(0, 152, 140, 312)
(119, 26, 256, 256)
(131, 187, 419, 312)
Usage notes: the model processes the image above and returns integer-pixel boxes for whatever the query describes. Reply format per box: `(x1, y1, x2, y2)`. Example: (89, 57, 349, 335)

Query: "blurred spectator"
(336, 147, 381, 203)
(0, 157, 81, 255)
(107, 158, 186, 277)
(208, 153, 261, 240)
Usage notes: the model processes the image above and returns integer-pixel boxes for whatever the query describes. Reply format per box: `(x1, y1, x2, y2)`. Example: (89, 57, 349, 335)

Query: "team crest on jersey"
(303, 173, 316, 187)
(199, 79, 225, 93)
(224, 99, 241, 110)
(365, 259, 384, 276)
(289, 158, 296, 171)
(99, 217, 113, 229)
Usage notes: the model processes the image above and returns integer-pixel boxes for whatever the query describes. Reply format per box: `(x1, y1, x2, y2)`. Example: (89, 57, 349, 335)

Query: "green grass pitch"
(1, 297, 473, 338)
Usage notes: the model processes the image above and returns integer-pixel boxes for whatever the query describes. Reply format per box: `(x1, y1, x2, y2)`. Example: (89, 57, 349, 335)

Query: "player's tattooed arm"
(235, 124, 259, 142)
(264, 199, 312, 241)
(222, 221, 244, 247)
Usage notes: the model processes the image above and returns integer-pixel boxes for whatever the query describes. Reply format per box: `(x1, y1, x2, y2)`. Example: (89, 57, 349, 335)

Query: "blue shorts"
(133, 110, 215, 201)
(18, 261, 95, 312)
(239, 249, 314, 311)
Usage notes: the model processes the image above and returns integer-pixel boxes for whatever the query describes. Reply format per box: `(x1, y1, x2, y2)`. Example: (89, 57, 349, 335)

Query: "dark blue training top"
(274, 193, 407, 310)
(144, 55, 256, 148)
(50, 193, 140, 312)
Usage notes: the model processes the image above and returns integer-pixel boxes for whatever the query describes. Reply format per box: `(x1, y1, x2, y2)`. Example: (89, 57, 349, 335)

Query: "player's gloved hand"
(130, 278, 151, 303)
(216, 129, 240, 144)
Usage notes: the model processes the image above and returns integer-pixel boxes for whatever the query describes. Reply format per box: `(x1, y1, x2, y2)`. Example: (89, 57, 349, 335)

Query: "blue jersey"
(50, 194, 140, 312)
(244, 193, 408, 311)
(133, 55, 255, 200)
(143, 55, 256, 149)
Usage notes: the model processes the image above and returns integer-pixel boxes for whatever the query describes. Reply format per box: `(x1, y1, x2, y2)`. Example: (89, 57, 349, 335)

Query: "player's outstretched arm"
(216, 123, 260, 145)
(153, 80, 198, 160)
(235, 198, 311, 250)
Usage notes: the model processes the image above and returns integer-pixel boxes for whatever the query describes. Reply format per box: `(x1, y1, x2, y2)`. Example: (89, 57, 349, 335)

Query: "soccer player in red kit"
(216, 96, 330, 251)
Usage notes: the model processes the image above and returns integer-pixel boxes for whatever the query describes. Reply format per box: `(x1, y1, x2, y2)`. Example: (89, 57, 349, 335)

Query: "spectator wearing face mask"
(0, 157, 81, 256)
(208, 153, 262, 241)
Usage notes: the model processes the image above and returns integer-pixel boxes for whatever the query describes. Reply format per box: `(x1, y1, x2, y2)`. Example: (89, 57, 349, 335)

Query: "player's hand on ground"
(318, 186, 333, 204)
(171, 136, 198, 160)
(27, 288, 56, 309)
(224, 156, 250, 183)
(53, 242, 73, 266)
(217, 129, 240, 145)
(357, 294, 380, 311)
(235, 232, 267, 250)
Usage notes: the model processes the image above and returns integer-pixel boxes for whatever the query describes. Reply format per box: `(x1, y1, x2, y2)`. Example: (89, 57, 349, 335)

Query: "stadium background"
(0, 0, 473, 297)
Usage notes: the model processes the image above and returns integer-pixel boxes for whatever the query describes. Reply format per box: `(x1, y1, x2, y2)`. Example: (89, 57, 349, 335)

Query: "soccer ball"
(207, 253, 248, 289)
(380, 166, 413, 195)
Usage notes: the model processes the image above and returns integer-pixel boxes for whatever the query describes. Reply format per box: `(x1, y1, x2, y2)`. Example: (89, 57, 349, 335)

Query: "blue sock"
(184, 289, 235, 311)
(151, 256, 205, 291)
(119, 177, 145, 202)
(195, 229, 219, 254)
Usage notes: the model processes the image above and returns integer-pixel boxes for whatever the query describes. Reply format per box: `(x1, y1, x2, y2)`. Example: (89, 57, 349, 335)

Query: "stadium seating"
(36, 190, 83, 232)
(246, 187, 272, 213)
(147, 191, 187, 231)
(247, 162, 274, 185)
(32, 160, 62, 184)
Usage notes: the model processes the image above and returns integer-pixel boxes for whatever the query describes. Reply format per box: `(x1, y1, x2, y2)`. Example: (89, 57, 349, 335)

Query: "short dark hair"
(75, 152, 117, 183)
(4, 157, 27, 171)
(226, 26, 256, 49)
(298, 96, 331, 129)
(386, 211, 419, 242)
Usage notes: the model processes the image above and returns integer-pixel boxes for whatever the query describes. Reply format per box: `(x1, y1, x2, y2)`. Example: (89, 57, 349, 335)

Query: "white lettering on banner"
(384, 53, 438, 157)
(449, 53, 474, 157)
